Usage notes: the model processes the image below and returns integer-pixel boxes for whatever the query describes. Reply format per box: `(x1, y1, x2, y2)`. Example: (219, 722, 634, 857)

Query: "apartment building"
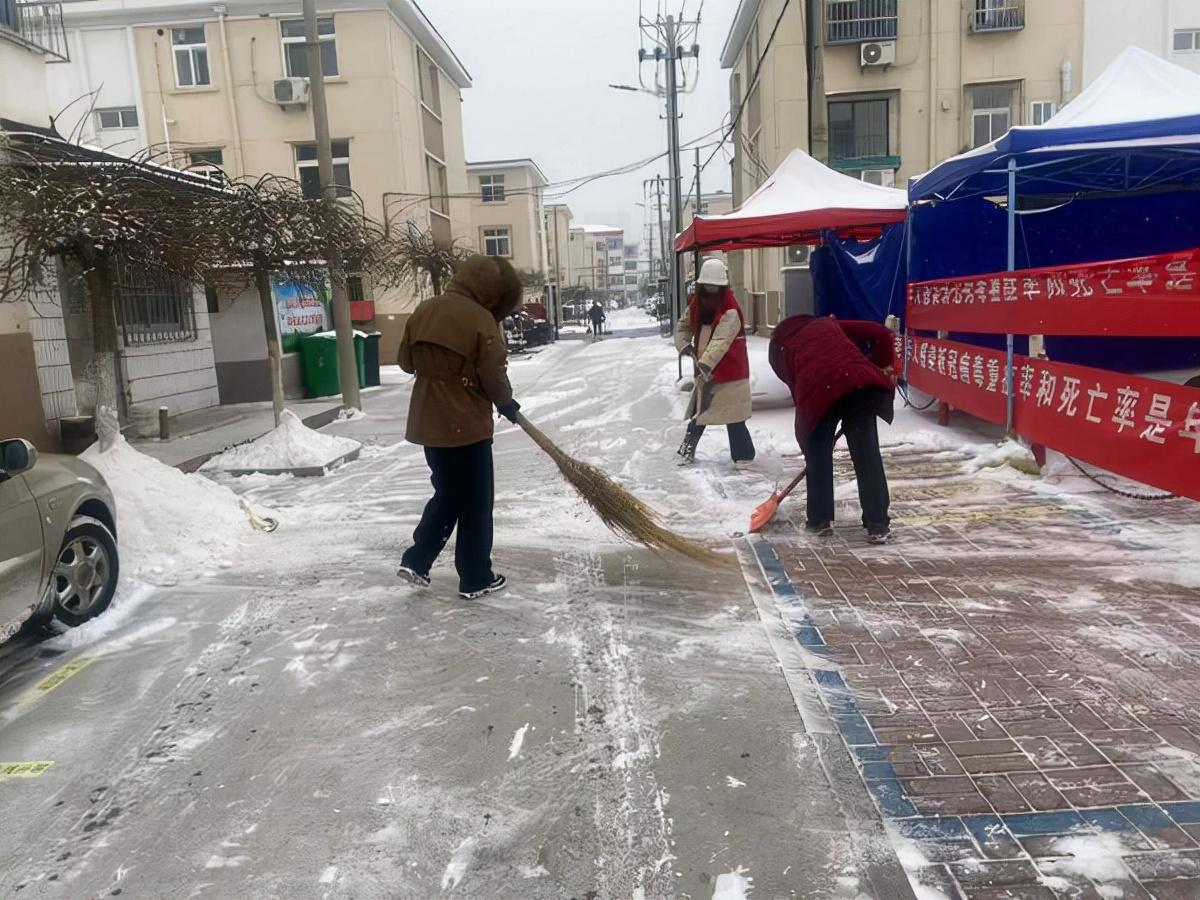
(467, 158, 549, 287)
(2, 10, 222, 447)
(683, 190, 735, 223)
(45, 0, 471, 304)
(543, 203, 574, 291)
(567, 225, 626, 302)
(1084, 0, 1200, 80)
(721, 0, 1084, 328)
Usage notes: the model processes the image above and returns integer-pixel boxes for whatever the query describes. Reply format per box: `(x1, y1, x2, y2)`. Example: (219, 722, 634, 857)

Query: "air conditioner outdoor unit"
(861, 168, 896, 187)
(273, 77, 310, 106)
(860, 41, 896, 67)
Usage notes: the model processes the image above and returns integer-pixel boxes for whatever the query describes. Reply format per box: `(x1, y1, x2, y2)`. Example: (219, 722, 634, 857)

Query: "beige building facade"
(46, 0, 473, 319)
(543, 203, 574, 291)
(466, 159, 549, 285)
(721, 0, 1085, 330)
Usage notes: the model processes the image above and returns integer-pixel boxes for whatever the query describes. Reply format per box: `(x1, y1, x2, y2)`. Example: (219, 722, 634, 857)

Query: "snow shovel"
(748, 429, 844, 533)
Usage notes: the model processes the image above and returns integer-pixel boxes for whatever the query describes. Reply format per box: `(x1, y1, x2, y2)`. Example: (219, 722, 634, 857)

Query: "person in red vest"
(769, 314, 896, 543)
(675, 258, 755, 467)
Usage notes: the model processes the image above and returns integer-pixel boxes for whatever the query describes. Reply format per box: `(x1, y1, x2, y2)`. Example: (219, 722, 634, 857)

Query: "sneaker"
(397, 565, 431, 587)
(805, 521, 834, 537)
(866, 525, 891, 545)
(733, 459, 755, 472)
(459, 574, 507, 600)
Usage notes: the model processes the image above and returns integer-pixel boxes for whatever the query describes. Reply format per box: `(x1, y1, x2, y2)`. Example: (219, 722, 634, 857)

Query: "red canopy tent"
(675, 149, 909, 252)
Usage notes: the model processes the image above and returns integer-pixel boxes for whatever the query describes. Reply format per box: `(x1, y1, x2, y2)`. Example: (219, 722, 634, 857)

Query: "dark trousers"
(804, 391, 889, 529)
(401, 440, 495, 592)
(686, 421, 756, 462)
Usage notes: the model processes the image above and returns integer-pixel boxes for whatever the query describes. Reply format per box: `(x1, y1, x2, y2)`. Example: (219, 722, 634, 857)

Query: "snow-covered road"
(0, 310, 911, 899)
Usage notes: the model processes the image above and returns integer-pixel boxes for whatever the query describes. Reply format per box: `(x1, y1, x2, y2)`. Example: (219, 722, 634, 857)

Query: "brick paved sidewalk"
(745, 443, 1200, 899)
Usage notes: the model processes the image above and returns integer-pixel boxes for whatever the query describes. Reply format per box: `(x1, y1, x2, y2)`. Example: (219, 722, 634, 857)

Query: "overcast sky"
(433, 0, 740, 248)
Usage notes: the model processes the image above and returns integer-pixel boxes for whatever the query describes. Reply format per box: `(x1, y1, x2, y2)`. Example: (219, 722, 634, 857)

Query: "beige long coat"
(674, 309, 753, 426)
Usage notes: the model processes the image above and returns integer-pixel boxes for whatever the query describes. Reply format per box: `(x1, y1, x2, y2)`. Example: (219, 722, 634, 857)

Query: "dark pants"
(804, 391, 889, 530)
(686, 421, 756, 462)
(401, 440, 495, 592)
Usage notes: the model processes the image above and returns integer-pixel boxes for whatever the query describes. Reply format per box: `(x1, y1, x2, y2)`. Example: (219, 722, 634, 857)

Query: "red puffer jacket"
(769, 315, 896, 450)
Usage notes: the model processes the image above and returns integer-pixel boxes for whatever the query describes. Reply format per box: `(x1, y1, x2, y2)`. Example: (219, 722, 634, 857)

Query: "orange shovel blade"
(748, 490, 784, 534)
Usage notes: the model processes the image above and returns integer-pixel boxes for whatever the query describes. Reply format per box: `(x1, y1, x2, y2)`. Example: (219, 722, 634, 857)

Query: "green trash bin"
(362, 333, 381, 387)
(353, 332, 367, 388)
(299, 332, 341, 398)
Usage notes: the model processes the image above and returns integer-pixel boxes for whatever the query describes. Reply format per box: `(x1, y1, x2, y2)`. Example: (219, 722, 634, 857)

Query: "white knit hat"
(697, 258, 729, 287)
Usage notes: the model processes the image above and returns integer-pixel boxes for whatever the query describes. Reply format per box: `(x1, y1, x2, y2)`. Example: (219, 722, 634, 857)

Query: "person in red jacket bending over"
(769, 314, 897, 543)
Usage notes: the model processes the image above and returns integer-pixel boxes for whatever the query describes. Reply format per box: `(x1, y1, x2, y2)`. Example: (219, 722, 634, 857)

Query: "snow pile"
(82, 434, 251, 584)
(711, 866, 753, 899)
(963, 439, 1040, 476)
(204, 410, 361, 472)
(1041, 834, 1130, 897)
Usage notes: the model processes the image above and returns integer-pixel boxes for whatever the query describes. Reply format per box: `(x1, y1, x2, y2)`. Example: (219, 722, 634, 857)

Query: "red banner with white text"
(905, 337, 1200, 500)
(907, 247, 1200, 336)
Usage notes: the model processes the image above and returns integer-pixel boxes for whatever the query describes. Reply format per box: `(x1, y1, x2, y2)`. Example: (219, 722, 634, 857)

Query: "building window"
(281, 17, 337, 78)
(968, 83, 1017, 148)
(1030, 100, 1056, 126)
(295, 140, 351, 199)
(829, 98, 889, 162)
(479, 173, 505, 203)
(114, 263, 198, 345)
(417, 48, 441, 116)
(1174, 29, 1200, 52)
(188, 148, 224, 181)
(483, 227, 511, 258)
(427, 156, 449, 216)
(346, 275, 366, 302)
(95, 107, 138, 130)
(172, 26, 210, 87)
(826, 0, 898, 44)
(971, 0, 1025, 33)
(606, 237, 622, 251)
(205, 284, 220, 314)
(624, 260, 638, 271)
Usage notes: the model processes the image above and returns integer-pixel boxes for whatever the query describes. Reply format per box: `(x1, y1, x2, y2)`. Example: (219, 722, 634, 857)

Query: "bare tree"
(387, 220, 473, 297)
(0, 134, 223, 435)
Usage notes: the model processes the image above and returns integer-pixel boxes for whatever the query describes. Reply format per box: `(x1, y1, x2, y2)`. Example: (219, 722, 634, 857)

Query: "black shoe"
(397, 565, 431, 587)
(460, 574, 507, 600)
(866, 525, 891, 545)
(805, 521, 834, 537)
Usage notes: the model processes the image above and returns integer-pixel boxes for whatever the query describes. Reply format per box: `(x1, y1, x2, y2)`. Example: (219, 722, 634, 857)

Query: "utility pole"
(655, 175, 668, 290)
(638, 10, 700, 338)
(303, 0, 360, 410)
(806, 0, 829, 161)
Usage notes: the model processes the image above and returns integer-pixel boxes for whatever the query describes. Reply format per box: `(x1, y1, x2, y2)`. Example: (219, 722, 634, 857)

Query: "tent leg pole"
(1005, 157, 1017, 436)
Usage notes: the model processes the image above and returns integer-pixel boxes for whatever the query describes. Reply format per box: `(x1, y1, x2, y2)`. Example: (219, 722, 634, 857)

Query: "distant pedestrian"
(396, 255, 523, 598)
(675, 259, 755, 467)
(587, 301, 606, 340)
(769, 314, 896, 543)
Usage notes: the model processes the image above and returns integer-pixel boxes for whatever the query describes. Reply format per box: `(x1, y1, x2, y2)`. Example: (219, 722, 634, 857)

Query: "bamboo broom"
(515, 413, 728, 568)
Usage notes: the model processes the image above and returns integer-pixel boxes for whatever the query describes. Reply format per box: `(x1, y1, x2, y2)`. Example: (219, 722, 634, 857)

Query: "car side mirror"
(0, 439, 38, 479)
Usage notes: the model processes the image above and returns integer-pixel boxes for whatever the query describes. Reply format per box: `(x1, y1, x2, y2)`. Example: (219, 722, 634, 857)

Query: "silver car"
(0, 438, 119, 643)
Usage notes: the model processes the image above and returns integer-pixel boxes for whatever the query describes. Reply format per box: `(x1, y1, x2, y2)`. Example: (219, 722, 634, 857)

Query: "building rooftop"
(465, 158, 549, 185)
(573, 224, 624, 235)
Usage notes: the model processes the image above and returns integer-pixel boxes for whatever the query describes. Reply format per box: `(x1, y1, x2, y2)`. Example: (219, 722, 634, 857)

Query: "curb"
(172, 404, 343, 473)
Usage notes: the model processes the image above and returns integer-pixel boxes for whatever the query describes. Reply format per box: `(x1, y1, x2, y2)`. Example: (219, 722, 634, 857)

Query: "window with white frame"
(188, 149, 224, 181)
(281, 17, 338, 78)
(1174, 29, 1200, 52)
(417, 48, 441, 116)
(1030, 100, 1056, 126)
(968, 83, 1017, 149)
(427, 156, 449, 216)
(295, 140, 351, 199)
(172, 26, 210, 87)
(95, 107, 138, 130)
(483, 227, 511, 258)
(479, 173, 505, 202)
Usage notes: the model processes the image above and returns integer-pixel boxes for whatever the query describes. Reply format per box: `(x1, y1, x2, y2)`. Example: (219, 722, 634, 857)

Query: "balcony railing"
(0, 0, 69, 61)
(971, 0, 1025, 33)
(826, 0, 898, 45)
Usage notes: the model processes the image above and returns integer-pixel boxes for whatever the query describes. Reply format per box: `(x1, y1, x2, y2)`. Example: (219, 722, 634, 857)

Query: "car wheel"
(47, 516, 119, 628)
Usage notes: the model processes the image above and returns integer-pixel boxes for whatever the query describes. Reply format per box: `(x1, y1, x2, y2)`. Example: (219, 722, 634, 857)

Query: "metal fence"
(114, 264, 198, 346)
(826, 0, 898, 44)
(1, 1, 69, 61)
(971, 0, 1025, 33)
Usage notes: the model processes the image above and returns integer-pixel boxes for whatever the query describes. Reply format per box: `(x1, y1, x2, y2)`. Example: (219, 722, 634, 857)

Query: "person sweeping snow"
(674, 258, 755, 467)
(396, 255, 523, 599)
(768, 314, 896, 543)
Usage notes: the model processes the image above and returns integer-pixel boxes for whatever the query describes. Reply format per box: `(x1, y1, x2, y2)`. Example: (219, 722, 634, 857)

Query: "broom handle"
(776, 428, 845, 503)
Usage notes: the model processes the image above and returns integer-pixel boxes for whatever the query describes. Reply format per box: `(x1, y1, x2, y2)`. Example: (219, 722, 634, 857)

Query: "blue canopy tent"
(907, 46, 1200, 376)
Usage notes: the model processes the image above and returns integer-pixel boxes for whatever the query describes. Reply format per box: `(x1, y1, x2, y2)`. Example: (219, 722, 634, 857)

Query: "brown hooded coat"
(399, 255, 524, 447)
